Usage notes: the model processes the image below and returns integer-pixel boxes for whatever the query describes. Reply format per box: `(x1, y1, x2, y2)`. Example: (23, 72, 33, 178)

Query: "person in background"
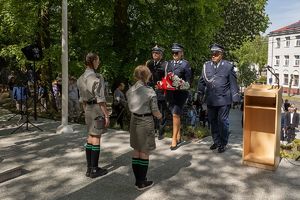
(68, 76, 80, 122)
(56, 74, 62, 110)
(188, 104, 198, 129)
(38, 81, 48, 112)
(283, 99, 290, 112)
(8, 71, 16, 103)
(52, 80, 61, 110)
(126, 65, 162, 190)
(13, 80, 28, 113)
(284, 104, 299, 143)
(113, 82, 126, 129)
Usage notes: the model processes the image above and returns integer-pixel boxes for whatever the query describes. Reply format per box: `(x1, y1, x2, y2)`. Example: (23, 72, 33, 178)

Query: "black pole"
(33, 60, 37, 120)
(266, 65, 279, 88)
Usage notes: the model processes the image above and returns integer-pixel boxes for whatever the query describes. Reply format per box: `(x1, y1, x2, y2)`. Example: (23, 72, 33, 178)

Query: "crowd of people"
(76, 42, 241, 191)
(4, 42, 299, 191)
(5, 69, 83, 122)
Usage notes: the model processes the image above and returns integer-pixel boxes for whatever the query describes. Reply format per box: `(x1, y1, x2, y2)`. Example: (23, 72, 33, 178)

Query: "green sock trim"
(84, 143, 92, 150)
(138, 159, 149, 166)
(91, 145, 100, 151)
(138, 162, 149, 166)
(132, 158, 139, 164)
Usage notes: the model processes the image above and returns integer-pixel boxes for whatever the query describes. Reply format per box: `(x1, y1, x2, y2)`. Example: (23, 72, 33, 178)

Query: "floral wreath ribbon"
(156, 72, 190, 94)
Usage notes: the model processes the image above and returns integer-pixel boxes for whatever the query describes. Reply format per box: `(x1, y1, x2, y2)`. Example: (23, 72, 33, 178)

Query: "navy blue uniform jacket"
(198, 60, 240, 106)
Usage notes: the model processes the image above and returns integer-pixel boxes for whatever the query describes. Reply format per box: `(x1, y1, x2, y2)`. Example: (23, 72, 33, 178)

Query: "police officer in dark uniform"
(146, 45, 168, 140)
(165, 43, 192, 150)
(197, 44, 240, 153)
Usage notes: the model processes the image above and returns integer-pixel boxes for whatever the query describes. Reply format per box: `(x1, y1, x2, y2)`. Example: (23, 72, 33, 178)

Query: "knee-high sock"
(85, 143, 92, 168)
(91, 145, 100, 168)
(132, 157, 140, 183)
(138, 159, 149, 182)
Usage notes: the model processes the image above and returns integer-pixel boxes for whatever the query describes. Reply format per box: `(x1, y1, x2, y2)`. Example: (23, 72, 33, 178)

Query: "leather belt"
(133, 113, 152, 117)
(86, 100, 97, 105)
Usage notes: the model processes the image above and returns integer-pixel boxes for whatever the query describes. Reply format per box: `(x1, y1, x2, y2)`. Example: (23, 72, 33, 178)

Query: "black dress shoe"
(218, 146, 226, 153)
(170, 145, 178, 151)
(85, 167, 91, 177)
(158, 134, 164, 140)
(210, 143, 219, 150)
(136, 180, 154, 190)
(90, 167, 108, 178)
(177, 139, 183, 145)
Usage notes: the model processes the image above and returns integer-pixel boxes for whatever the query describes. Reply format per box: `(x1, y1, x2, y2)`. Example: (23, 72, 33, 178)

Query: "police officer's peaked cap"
(152, 45, 164, 53)
(171, 43, 184, 52)
(210, 43, 224, 52)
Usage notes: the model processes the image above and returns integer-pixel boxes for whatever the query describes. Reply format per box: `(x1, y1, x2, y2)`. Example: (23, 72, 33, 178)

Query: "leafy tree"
(0, 0, 269, 87)
(232, 35, 268, 76)
(237, 62, 257, 87)
(215, 0, 269, 53)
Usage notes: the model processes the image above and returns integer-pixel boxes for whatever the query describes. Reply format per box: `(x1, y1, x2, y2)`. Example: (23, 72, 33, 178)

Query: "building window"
(284, 55, 289, 66)
(284, 74, 288, 85)
(285, 37, 290, 47)
(294, 75, 299, 86)
(275, 73, 279, 84)
(295, 55, 300, 66)
(276, 38, 281, 48)
(296, 36, 300, 47)
(275, 56, 280, 66)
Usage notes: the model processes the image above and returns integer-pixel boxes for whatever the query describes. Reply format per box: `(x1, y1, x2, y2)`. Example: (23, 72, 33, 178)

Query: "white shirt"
(290, 112, 294, 124)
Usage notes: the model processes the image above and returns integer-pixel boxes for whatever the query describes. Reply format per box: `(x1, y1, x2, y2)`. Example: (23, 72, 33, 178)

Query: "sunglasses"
(211, 51, 221, 57)
(172, 52, 179, 55)
(152, 51, 161, 55)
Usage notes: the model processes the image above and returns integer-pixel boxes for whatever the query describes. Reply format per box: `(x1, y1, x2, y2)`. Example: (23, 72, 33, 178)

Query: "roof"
(268, 20, 300, 36)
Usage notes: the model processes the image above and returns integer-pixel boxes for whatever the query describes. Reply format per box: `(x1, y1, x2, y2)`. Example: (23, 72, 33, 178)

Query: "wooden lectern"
(242, 84, 282, 170)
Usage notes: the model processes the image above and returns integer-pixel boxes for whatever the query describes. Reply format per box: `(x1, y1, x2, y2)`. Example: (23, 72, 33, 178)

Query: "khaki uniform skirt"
(85, 104, 106, 136)
(130, 114, 156, 152)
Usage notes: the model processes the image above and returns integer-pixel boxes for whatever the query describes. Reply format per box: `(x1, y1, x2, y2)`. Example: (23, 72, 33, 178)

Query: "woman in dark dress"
(165, 43, 192, 150)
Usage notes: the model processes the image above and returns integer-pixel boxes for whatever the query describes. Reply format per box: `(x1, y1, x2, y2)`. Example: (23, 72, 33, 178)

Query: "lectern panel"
(244, 107, 275, 133)
(245, 96, 276, 108)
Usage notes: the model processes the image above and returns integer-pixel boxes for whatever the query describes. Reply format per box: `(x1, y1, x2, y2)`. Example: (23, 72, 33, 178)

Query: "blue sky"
(265, 0, 300, 34)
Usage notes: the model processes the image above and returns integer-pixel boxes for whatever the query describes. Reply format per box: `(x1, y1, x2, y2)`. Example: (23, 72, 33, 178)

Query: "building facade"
(267, 20, 300, 94)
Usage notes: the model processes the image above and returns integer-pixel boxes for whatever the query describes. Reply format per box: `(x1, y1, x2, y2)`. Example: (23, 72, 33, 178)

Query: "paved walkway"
(0, 108, 299, 200)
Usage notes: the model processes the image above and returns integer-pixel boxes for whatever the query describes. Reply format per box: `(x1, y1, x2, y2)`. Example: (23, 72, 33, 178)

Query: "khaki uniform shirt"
(126, 81, 159, 114)
(77, 68, 106, 104)
(77, 68, 107, 135)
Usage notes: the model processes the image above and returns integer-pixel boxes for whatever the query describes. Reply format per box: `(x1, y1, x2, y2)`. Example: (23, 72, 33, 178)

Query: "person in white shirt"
(284, 104, 299, 143)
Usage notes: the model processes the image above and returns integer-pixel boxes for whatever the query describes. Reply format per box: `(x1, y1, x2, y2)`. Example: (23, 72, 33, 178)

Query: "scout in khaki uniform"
(126, 65, 162, 190)
(77, 53, 110, 178)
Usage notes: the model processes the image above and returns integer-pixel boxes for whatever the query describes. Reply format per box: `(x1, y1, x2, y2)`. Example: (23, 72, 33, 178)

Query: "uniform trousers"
(208, 104, 231, 146)
(286, 125, 296, 143)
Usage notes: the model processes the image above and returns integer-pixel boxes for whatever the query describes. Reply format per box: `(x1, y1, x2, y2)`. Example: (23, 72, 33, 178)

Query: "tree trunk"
(38, 2, 58, 112)
(113, 0, 131, 68)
